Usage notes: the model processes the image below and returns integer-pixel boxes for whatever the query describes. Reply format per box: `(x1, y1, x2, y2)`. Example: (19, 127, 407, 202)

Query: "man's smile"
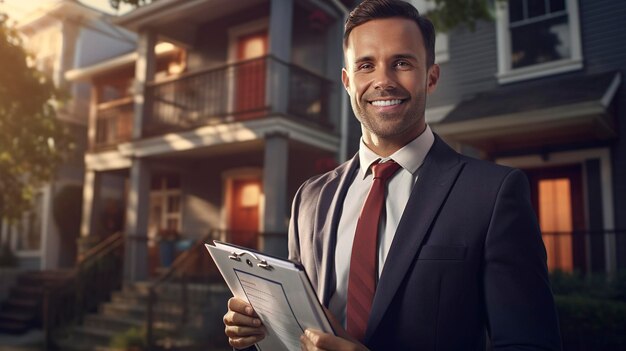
(369, 99, 406, 107)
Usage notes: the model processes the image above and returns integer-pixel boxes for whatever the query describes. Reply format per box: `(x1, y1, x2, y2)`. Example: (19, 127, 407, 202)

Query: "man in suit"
(223, 0, 562, 350)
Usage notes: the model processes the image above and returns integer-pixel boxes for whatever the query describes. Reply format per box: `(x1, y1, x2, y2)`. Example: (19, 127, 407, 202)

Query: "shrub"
(556, 295, 626, 350)
(110, 327, 146, 350)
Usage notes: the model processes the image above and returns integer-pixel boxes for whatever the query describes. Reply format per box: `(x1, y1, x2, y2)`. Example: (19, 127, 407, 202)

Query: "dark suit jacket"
(288, 136, 561, 350)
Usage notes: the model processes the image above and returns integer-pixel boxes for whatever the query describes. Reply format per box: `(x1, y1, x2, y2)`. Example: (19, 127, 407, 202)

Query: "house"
(0, 0, 135, 271)
(427, 0, 625, 274)
(66, 0, 349, 282)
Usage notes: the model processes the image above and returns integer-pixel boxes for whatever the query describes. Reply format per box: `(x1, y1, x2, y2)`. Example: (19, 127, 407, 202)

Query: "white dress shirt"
(328, 125, 435, 327)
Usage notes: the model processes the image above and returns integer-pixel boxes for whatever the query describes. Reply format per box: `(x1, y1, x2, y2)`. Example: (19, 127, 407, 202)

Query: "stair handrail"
(43, 232, 125, 349)
(77, 232, 124, 264)
(146, 229, 220, 348)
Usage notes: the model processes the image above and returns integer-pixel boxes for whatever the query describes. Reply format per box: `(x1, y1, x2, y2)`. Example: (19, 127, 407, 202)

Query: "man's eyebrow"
(354, 55, 374, 64)
(393, 53, 419, 61)
(353, 53, 419, 64)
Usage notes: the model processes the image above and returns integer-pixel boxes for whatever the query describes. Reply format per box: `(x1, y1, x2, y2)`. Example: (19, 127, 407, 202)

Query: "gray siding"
(433, 0, 626, 267)
(428, 20, 499, 108)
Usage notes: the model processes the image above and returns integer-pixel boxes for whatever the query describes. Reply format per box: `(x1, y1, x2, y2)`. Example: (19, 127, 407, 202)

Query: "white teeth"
(371, 99, 403, 107)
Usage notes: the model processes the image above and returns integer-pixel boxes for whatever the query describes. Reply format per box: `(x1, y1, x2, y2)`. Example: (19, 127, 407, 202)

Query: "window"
(496, 0, 582, 83)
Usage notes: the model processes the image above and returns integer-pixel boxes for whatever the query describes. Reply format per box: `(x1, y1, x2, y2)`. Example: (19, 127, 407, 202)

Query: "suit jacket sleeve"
(484, 169, 562, 350)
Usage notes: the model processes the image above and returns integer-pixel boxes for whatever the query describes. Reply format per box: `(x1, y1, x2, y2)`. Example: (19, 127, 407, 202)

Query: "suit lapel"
(314, 154, 359, 305)
(365, 136, 465, 341)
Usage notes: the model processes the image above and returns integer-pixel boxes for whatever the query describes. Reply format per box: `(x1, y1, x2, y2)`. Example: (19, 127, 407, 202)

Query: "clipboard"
(205, 240, 335, 351)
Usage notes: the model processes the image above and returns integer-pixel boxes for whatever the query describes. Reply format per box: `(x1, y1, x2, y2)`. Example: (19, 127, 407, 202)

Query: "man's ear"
(426, 64, 440, 94)
(341, 68, 350, 94)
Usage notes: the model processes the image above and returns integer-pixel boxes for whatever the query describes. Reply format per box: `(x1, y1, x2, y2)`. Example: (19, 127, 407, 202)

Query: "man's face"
(342, 18, 439, 144)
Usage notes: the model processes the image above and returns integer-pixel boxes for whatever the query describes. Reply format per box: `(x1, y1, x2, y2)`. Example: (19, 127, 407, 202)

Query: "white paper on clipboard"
(205, 241, 334, 351)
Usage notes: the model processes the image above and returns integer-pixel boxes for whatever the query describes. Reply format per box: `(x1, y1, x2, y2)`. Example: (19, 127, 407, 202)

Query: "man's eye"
(395, 61, 411, 68)
(358, 63, 373, 70)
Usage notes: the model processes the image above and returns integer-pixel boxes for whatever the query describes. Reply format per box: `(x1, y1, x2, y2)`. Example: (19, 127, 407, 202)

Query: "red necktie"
(346, 160, 402, 341)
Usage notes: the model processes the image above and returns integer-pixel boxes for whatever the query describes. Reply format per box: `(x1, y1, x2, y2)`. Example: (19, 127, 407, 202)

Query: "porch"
(93, 55, 334, 149)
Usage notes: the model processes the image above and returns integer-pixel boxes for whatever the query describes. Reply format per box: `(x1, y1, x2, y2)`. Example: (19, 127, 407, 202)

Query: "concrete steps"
(0, 270, 72, 335)
(55, 281, 231, 351)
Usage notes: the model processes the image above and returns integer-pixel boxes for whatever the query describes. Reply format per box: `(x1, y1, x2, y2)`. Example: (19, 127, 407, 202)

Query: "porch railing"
(143, 55, 333, 137)
(146, 229, 288, 349)
(94, 97, 134, 149)
(540, 230, 626, 274)
(43, 232, 124, 349)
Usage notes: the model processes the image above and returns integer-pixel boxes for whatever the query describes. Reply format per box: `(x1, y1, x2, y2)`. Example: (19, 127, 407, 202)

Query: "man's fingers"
(302, 329, 366, 351)
(229, 335, 265, 349)
(225, 325, 265, 338)
(223, 310, 262, 327)
(228, 297, 257, 316)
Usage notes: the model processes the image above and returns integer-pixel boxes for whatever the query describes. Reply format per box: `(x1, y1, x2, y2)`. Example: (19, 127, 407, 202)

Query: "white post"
(262, 132, 289, 257)
(124, 159, 151, 282)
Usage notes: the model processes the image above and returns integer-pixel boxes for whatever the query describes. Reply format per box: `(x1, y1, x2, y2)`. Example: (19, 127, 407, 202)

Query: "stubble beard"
(354, 91, 427, 140)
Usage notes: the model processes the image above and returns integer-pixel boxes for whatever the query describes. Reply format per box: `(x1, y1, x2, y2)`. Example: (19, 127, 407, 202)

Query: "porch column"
(267, 0, 293, 115)
(262, 132, 289, 258)
(124, 158, 151, 282)
(133, 29, 157, 139)
(80, 170, 102, 241)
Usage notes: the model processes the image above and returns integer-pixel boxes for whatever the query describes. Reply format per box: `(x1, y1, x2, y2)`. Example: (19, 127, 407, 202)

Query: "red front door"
(525, 165, 586, 272)
(228, 178, 262, 249)
(235, 30, 268, 119)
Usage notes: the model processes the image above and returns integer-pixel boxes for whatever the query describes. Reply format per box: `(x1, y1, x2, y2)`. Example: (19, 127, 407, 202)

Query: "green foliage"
(550, 270, 626, 302)
(551, 271, 626, 349)
(0, 13, 72, 220)
(110, 327, 146, 350)
(555, 295, 626, 349)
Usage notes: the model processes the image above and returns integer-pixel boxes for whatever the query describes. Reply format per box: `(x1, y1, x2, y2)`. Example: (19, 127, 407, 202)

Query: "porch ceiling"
(113, 0, 266, 45)
(433, 71, 621, 154)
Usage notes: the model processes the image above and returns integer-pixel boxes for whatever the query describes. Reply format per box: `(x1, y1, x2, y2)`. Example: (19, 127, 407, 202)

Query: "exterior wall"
(427, 20, 499, 108)
(578, 0, 626, 267)
(428, 0, 626, 269)
(188, 3, 270, 71)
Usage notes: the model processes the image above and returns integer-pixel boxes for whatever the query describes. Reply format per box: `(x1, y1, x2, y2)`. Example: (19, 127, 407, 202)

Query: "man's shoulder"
(297, 158, 354, 197)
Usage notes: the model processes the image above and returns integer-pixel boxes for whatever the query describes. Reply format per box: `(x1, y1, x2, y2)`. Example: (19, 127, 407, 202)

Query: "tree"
(109, 0, 496, 31)
(0, 13, 71, 223)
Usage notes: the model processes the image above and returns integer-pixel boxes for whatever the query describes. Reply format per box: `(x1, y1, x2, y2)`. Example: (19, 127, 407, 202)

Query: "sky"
(0, 0, 133, 21)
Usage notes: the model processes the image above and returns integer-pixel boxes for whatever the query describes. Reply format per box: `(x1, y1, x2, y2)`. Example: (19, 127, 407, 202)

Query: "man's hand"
(300, 307, 369, 351)
(223, 297, 265, 349)
(300, 329, 369, 351)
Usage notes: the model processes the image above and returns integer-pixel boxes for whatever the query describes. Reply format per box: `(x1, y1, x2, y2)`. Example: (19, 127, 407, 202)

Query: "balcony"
(143, 55, 333, 137)
(94, 97, 133, 149)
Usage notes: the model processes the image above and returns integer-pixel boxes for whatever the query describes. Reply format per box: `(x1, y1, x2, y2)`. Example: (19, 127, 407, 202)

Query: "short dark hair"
(344, 0, 436, 67)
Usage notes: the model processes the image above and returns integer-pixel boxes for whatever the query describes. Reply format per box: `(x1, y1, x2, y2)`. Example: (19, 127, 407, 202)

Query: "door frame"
(221, 168, 264, 242)
(496, 147, 616, 273)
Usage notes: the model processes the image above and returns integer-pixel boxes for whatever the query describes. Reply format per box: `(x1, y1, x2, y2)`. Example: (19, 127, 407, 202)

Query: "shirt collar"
(358, 125, 435, 179)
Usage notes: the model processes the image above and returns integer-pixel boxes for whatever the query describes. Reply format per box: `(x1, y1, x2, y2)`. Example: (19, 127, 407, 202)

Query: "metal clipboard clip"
(228, 251, 274, 271)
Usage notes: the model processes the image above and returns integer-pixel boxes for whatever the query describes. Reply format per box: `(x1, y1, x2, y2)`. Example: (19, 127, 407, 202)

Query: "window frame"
(495, 0, 583, 84)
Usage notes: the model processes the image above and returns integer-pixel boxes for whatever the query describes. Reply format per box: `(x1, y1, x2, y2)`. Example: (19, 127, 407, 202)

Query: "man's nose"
(373, 67, 396, 91)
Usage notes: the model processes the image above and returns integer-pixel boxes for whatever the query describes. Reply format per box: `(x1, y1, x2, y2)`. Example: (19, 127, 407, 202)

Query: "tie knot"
(371, 160, 401, 181)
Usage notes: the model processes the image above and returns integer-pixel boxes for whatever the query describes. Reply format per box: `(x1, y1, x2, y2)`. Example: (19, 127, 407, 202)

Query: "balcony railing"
(144, 55, 333, 137)
(94, 97, 133, 149)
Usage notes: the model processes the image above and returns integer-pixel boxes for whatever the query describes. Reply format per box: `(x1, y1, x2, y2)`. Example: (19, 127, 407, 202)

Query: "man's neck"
(361, 125, 426, 158)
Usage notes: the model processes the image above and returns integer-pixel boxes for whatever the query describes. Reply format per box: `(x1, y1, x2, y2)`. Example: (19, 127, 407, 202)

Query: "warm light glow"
(240, 183, 261, 207)
(242, 37, 265, 59)
(538, 178, 573, 272)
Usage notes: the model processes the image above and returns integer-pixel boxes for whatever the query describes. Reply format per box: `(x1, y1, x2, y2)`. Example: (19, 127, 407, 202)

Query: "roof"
(442, 71, 620, 124)
(433, 71, 622, 154)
